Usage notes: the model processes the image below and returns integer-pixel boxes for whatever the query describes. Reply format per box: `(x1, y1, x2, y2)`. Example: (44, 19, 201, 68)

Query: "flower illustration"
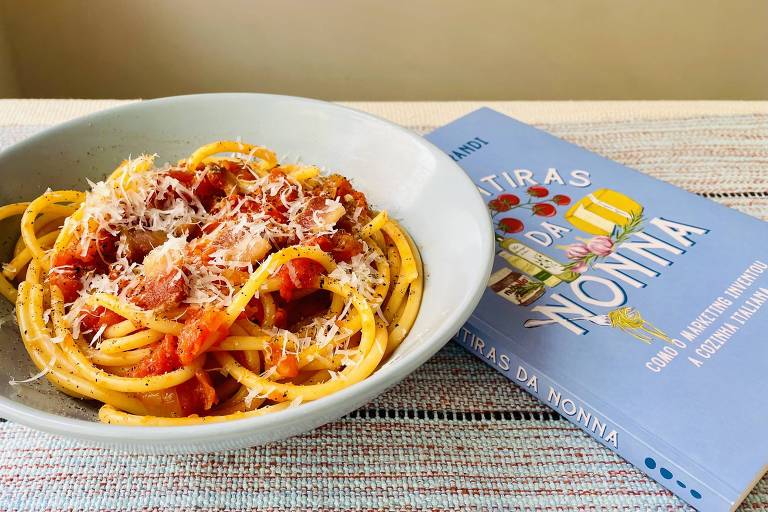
(565, 242, 590, 260)
(586, 235, 614, 257)
(558, 210, 645, 274)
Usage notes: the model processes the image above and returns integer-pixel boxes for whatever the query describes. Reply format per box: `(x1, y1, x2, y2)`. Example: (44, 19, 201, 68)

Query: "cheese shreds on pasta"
(0, 141, 423, 426)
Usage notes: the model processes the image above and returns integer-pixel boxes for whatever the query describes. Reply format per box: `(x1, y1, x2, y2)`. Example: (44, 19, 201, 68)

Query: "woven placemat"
(1, 115, 767, 511)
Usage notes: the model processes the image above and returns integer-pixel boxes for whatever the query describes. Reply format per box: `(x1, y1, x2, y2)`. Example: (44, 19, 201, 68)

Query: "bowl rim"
(0, 93, 494, 445)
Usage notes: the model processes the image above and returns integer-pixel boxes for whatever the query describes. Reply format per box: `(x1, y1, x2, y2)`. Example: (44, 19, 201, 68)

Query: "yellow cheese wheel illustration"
(564, 188, 643, 235)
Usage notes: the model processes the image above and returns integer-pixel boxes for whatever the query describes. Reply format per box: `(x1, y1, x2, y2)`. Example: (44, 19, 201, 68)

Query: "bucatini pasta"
(0, 141, 422, 425)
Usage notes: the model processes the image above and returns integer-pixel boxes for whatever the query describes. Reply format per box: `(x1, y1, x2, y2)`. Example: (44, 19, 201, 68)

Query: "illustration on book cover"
(428, 109, 768, 512)
(484, 172, 707, 346)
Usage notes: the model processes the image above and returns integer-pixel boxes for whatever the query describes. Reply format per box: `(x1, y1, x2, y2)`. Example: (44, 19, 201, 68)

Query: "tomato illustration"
(532, 203, 556, 217)
(527, 186, 548, 198)
(498, 218, 524, 233)
(489, 193, 521, 212)
(498, 193, 520, 207)
(552, 194, 571, 206)
(488, 198, 505, 212)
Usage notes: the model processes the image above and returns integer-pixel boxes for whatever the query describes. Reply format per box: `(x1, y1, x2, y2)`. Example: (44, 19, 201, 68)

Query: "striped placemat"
(1, 115, 767, 511)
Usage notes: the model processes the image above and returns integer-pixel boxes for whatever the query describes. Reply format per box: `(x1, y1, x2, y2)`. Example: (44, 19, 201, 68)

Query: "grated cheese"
(51, 153, 378, 359)
(90, 323, 108, 347)
(142, 234, 187, 276)
(328, 243, 385, 306)
(9, 353, 56, 385)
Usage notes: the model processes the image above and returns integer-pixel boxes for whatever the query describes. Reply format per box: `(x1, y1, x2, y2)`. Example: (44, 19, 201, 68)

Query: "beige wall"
(0, 0, 766, 100)
(0, 8, 19, 97)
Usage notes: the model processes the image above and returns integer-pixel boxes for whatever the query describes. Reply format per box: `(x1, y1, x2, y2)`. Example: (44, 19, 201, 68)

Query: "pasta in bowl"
(3, 141, 422, 426)
(0, 93, 492, 452)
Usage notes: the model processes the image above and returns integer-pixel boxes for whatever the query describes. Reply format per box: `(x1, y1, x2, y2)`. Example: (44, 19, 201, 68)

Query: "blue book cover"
(426, 108, 768, 511)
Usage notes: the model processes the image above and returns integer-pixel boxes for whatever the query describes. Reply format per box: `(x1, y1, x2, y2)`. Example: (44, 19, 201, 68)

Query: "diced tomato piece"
(219, 160, 258, 181)
(167, 169, 195, 187)
(297, 196, 328, 229)
(319, 174, 347, 199)
(277, 258, 326, 301)
(156, 169, 204, 210)
(49, 235, 111, 302)
(261, 202, 287, 223)
(305, 231, 362, 263)
(341, 187, 369, 215)
(50, 230, 117, 296)
(79, 306, 125, 333)
(330, 231, 363, 263)
(133, 334, 182, 378)
(194, 168, 228, 210)
(268, 168, 288, 181)
(240, 297, 264, 324)
(177, 307, 230, 365)
(102, 308, 125, 327)
(201, 220, 221, 235)
(197, 168, 227, 195)
(51, 247, 77, 269)
(268, 342, 299, 380)
(176, 369, 218, 415)
(237, 196, 261, 214)
(129, 269, 188, 311)
(49, 267, 83, 303)
(52, 239, 97, 269)
(319, 174, 371, 230)
(264, 169, 298, 210)
(136, 369, 217, 417)
(305, 234, 334, 252)
(276, 354, 299, 379)
(211, 194, 254, 216)
(323, 174, 369, 208)
(278, 356, 299, 379)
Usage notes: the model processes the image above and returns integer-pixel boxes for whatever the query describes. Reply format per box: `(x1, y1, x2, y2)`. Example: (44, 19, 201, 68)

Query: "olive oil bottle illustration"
(498, 238, 579, 287)
(488, 267, 544, 306)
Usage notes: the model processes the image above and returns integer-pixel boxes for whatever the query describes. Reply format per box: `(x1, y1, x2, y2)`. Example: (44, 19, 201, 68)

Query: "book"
(425, 108, 768, 511)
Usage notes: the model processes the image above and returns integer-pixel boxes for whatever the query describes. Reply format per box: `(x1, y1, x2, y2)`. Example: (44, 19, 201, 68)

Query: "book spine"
(453, 321, 735, 512)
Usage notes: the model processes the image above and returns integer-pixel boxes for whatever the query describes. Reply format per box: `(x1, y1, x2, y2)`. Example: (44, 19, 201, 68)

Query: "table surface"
(0, 99, 767, 511)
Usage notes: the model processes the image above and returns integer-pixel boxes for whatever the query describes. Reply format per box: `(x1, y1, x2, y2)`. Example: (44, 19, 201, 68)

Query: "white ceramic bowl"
(0, 94, 493, 453)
